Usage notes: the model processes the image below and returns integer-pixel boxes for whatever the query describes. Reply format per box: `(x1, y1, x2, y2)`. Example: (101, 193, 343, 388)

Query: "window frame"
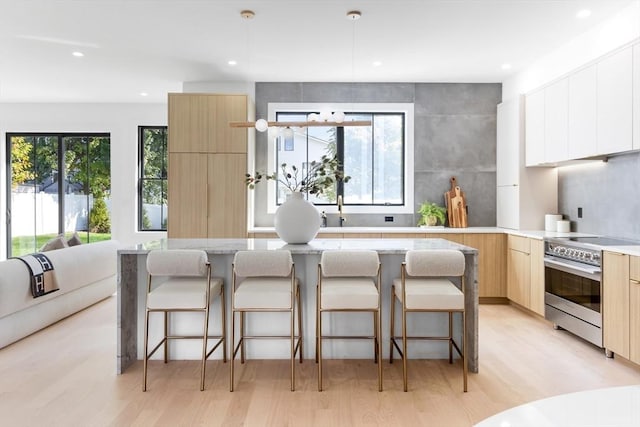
(265, 102, 414, 214)
(5, 132, 111, 257)
(137, 126, 168, 232)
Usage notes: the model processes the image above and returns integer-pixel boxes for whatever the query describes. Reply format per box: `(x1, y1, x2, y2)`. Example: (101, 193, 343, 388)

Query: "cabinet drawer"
(508, 235, 530, 253)
(631, 256, 640, 282)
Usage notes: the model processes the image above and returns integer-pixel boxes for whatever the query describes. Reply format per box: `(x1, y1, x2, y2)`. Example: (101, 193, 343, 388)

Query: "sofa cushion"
(39, 235, 68, 252)
(66, 232, 83, 247)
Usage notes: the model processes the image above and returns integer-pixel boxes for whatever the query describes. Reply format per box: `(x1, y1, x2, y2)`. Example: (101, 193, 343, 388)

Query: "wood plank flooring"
(1, 297, 639, 426)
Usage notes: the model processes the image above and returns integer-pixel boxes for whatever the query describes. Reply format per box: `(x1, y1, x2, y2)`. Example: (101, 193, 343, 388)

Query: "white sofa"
(0, 240, 120, 349)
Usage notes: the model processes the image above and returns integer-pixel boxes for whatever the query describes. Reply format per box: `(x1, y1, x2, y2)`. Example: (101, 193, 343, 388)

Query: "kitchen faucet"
(337, 195, 346, 227)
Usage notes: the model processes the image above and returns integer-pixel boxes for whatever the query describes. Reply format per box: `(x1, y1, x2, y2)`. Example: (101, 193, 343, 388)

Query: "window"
(267, 103, 413, 214)
(138, 126, 167, 231)
(6, 133, 111, 257)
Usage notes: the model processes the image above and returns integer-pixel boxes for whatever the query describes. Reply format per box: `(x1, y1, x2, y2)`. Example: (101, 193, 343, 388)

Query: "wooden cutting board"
(444, 177, 468, 228)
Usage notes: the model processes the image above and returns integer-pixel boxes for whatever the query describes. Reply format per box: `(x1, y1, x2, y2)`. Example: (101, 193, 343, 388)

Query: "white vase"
(274, 192, 321, 244)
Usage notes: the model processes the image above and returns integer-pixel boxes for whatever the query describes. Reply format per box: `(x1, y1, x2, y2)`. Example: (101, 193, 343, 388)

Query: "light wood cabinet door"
(525, 89, 545, 166)
(568, 65, 597, 159)
(508, 248, 530, 308)
(167, 153, 209, 238)
(544, 78, 569, 163)
(382, 233, 426, 238)
(529, 239, 545, 316)
(463, 234, 506, 298)
(597, 47, 633, 155)
(207, 154, 247, 237)
(214, 95, 248, 153)
(603, 251, 630, 358)
(168, 94, 217, 153)
(630, 256, 640, 364)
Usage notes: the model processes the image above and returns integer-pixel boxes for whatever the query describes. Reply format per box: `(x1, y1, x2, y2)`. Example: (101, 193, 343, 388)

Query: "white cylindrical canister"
(556, 220, 570, 233)
(545, 214, 563, 232)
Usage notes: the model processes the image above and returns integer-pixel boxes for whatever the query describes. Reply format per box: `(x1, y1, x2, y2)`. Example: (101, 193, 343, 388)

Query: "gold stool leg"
(463, 310, 468, 392)
(449, 312, 453, 364)
(318, 309, 323, 391)
(164, 311, 168, 363)
(221, 286, 227, 363)
(290, 298, 295, 392)
(230, 310, 235, 392)
(201, 306, 210, 391)
(297, 285, 303, 363)
(402, 304, 408, 392)
(240, 311, 245, 364)
(377, 307, 383, 392)
(389, 286, 395, 363)
(142, 309, 150, 392)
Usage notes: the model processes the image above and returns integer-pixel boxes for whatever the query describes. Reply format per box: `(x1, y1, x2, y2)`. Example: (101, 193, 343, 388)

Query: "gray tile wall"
(253, 82, 502, 227)
(558, 152, 640, 240)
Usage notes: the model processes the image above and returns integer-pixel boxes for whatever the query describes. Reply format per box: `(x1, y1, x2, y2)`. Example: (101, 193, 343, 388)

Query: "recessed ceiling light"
(139, 92, 148, 97)
(501, 63, 512, 70)
(372, 61, 382, 67)
(576, 9, 592, 19)
(72, 51, 84, 57)
(228, 60, 237, 66)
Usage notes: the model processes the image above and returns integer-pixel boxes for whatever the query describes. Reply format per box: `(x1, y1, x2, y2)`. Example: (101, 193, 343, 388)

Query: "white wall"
(502, 2, 640, 102)
(0, 103, 167, 259)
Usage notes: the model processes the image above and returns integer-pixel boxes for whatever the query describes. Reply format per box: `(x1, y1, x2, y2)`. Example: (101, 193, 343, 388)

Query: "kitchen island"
(117, 238, 478, 374)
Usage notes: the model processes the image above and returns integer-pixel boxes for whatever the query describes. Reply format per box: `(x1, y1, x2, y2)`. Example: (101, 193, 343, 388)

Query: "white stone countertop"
(601, 245, 640, 257)
(119, 237, 479, 255)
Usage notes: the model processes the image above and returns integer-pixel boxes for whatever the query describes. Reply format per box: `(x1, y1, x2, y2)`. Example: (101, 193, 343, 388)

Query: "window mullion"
(336, 126, 344, 202)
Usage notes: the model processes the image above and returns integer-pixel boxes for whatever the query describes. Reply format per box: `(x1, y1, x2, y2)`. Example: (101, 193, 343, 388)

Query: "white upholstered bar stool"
(389, 249, 467, 392)
(143, 249, 226, 392)
(230, 250, 302, 392)
(316, 250, 382, 391)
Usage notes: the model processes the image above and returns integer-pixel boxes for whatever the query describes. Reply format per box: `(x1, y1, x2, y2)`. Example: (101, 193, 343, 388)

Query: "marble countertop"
(119, 237, 478, 255)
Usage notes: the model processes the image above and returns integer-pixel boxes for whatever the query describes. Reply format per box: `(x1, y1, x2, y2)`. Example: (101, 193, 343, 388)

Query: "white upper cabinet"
(634, 44, 640, 150)
(497, 99, 520, 186)
(568, 65, 597, 158)
(544, 78, 569, 163)
(597, 47, 633, 155)
(525, 89, 545, 166)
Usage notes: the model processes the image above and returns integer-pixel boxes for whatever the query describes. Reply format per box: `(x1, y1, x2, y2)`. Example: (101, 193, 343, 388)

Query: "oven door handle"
(544, 258, 601, 281)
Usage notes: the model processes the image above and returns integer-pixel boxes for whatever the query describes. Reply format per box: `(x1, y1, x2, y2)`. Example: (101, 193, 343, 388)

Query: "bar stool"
(143, 249, 226, 391)
(390, 249, 467, 392)
(230, 250, 302, 392)
(316, 250, 382, 391)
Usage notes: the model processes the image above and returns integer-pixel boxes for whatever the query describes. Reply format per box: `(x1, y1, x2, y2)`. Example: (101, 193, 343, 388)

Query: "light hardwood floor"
(1, 297, 639, 426)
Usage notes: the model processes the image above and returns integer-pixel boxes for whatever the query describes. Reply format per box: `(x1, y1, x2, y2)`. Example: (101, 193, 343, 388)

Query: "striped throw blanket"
(16, 253, 59, 298)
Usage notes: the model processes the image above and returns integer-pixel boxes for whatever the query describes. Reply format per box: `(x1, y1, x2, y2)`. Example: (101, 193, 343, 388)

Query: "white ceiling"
(0, 0, 636, 103)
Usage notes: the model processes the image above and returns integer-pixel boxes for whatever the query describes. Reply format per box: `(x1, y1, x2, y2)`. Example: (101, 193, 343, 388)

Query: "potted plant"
(245, 154, 350, 243)
(417, 201, 446, 227)
(245, 154, 349, 195)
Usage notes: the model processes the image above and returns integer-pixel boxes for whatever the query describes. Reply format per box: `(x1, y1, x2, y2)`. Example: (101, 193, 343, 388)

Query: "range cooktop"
(545, 236, 640, 249)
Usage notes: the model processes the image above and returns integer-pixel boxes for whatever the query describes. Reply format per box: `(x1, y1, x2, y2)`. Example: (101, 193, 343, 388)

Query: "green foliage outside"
(89, 198, 111, 233)
(11, 233, 112, 257)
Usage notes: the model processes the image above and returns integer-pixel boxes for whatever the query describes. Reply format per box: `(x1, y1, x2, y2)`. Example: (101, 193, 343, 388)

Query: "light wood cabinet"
(603, 251, 630, 359)
(525, 89, 545, 166)
(426, 233, 465, 244)
(630, 256, 640, 364)
(568, 65, 597, 159)
(207, 154, 247, 237)
(507, 235, 531, 308)
(167, 93, 249, 238)
(167, 153, 209, 238)
(464, 234, 507, 299)
(529, 239, 545, 316)
(168, 93, 247, 154)
(597, 47, 633, 155)
(544, 78, 569, 163)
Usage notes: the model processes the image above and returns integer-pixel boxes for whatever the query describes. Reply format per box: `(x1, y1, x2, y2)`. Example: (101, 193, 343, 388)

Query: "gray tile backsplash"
(253, 82, 502, 228)
(558, 152, 640, 240)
